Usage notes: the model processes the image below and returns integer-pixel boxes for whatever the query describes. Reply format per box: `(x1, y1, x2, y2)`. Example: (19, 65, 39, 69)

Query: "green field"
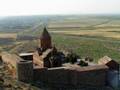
(52, 34, 120, 62)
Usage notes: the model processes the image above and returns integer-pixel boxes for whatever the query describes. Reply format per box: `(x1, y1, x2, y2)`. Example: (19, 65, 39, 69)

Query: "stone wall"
(33, 65, 108, 87)
(34, 67, 47, 82)
(76, 69, 107, 86)
(33, 51, 44, 67)
(17, 61, 33, 83)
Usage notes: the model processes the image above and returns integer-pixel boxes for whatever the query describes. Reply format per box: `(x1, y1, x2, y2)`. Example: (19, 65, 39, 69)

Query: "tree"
(65, 52, 80, 64)
(78, 60, 88, 66)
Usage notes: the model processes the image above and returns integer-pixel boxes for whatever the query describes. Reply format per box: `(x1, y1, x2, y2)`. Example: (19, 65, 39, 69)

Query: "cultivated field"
(0, 15, 120, 63)
(47, 16, 120, 62)
(50, 29, 120, 39)
(0, 33, 17, 39)
(48, 16, 120, 39)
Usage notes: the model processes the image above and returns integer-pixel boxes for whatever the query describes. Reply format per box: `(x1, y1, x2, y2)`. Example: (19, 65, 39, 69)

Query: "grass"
(46, 17, 120, 63)
(52, 33, 120, 63)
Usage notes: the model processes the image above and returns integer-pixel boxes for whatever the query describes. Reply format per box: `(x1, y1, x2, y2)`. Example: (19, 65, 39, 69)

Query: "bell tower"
(40, 27, 52, 51)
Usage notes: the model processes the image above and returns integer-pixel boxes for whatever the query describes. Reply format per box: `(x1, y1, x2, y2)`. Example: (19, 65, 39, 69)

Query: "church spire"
(41, 27, 51, 39)
(40, 27, 52, 51)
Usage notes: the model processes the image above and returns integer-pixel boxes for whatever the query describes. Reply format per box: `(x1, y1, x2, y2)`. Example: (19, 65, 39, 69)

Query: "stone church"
(33, 27, 65, 68)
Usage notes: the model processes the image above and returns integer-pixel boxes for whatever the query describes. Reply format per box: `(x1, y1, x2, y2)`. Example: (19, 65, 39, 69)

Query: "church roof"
(41, 49, 52, 59)
(98, 56, 119, 70)
(40, 27, 51, 39)
(98, 56, 112, 65)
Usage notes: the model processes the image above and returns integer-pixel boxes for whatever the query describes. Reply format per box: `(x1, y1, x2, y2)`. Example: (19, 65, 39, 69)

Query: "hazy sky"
(0, 0, 119, 16)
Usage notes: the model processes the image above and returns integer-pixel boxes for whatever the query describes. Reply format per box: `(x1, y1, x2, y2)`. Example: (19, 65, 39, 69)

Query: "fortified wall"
(1, 52, 33, 82)
(34, 65, 108, 87)
(0, 52, 108, 87)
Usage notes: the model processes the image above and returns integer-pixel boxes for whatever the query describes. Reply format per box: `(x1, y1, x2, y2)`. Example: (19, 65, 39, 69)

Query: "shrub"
(78, 60, 88, 66)
(65, 52, 80, 64)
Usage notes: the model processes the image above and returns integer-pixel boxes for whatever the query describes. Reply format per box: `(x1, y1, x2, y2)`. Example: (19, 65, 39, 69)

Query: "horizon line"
(1, 13, 120, 17)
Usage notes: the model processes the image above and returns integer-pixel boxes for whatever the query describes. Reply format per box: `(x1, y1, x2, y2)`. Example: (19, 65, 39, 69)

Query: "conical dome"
(40, 27, 52, 51)
(40, 27, 51, 39)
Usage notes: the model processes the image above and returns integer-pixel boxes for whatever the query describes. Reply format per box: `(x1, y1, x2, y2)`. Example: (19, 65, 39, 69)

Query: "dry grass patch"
(0, 33, 17, 39)
(50, 30, 120, 39)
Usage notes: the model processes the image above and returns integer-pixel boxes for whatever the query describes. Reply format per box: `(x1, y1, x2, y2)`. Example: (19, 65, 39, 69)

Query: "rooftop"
(63, 63, 108, 72)
(19, 53, 33, 56)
